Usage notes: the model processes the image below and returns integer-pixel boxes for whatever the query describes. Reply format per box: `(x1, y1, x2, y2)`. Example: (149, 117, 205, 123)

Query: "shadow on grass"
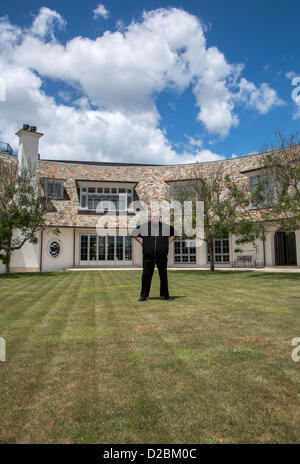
(147, 296, 186, 300)
(0, 271, 63, 279)
(172, 269, 300, 280)
(247, 272, 300, 280)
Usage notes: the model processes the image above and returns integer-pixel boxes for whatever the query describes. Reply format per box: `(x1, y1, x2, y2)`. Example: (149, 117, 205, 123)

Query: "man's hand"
(168, 236, 175, 245)
(135, 237, 143, 246)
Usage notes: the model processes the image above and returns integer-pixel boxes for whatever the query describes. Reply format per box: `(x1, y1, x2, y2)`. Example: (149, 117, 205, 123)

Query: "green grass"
(0, 269, 299, 444)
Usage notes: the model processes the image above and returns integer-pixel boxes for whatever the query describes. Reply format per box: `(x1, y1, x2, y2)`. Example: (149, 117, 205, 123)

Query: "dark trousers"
(140, 254, 169, 299)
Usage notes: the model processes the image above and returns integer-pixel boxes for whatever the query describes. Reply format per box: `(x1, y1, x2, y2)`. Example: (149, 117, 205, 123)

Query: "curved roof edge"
(40, 150, 264, 168)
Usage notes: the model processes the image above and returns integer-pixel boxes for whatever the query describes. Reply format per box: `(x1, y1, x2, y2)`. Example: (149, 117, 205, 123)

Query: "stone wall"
(36, 152, 265, 229)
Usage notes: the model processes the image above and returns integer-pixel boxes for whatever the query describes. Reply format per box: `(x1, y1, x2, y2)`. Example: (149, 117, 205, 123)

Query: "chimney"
(15, 124, 43, 174)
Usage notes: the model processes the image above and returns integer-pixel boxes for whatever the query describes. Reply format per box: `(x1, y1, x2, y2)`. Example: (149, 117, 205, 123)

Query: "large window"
(79, 185, 134, 211)
(174, 239, 196, 263)
(46, 180, 64, 199)
(171, 181, 195, 200)
(249, 174, 275, 209)
(80, 235, 132, 262)
(207, 237, 230, 263)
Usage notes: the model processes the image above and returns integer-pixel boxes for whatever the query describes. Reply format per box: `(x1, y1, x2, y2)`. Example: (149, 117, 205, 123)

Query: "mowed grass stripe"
(0, 273, 46, 303)
(0, 271, 69, 327)
(0, 271, 66, 312)
(88, 270, 175, 443)
(134, 298, 232, 444)
(0, 271, 84, 443)
(14, 271, 94, 443)
(0, 272, 76, 360)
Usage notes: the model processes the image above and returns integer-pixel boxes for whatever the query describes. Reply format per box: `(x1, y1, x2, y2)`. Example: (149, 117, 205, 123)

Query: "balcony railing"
(0, 142, 13, 155)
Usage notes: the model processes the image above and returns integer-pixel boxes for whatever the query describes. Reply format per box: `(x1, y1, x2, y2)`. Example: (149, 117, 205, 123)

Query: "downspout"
(73, 227, 76, 267)
(40, 229, 44, 272)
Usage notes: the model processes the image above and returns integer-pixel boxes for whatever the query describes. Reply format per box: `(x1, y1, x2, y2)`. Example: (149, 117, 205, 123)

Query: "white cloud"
(286, 70, 297, 80)
(93, 4, 109, 20)
(235, 78, 285, 114)
(0, 7, 285, 164)
(186, 135, 203, 148)
(30, 7, 66, 40)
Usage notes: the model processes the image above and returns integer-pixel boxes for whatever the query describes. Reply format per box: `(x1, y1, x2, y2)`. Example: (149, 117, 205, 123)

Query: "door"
(80, 234, 132, 265)
(274, 231, 297, 265)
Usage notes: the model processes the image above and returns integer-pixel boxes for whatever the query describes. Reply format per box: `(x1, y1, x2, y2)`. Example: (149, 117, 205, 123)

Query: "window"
(46, 181, 64, 199)
(79, 185, 134, 211)
(171, 182, 194, 200)
(207, 237, 229, 263)
(249, 174, 275, 209)
(174, 239, 196, 263)
(49, 241, 61, 258)
(80, 235, 132, 261)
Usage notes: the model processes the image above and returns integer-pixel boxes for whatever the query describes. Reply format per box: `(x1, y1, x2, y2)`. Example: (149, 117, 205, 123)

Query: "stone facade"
(35, 153, 264, 229)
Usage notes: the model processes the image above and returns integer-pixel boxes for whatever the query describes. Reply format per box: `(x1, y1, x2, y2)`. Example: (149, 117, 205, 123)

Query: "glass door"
(107, 236, 115, 261)
(80, 234, 132, 265)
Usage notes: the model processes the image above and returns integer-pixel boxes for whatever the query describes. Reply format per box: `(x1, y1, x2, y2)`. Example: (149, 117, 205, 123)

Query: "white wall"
(264, 228, 276, 266)
(42, 228, 74, 271)
(10, 229, 40, 272)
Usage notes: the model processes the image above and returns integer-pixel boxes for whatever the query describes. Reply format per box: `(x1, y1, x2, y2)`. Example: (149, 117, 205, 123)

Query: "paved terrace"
(65, 266, 300, 273)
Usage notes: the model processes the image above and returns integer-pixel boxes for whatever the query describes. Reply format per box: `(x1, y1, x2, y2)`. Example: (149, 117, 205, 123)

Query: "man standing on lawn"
(131, 209, 175, 301)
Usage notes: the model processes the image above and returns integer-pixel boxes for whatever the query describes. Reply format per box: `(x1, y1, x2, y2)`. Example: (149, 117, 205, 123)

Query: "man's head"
(150, 210, 160, 223)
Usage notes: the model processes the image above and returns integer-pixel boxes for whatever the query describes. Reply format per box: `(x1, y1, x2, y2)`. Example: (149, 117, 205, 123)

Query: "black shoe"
(164, 296, 174, 301)
(138, 297, 147, 302)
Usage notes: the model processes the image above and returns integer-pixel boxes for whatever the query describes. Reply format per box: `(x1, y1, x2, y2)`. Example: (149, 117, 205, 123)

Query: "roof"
(40, 159, 164, 167)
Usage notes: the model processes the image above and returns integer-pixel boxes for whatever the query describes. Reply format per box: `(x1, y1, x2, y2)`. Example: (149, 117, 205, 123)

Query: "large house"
(0, 125, 299, 273)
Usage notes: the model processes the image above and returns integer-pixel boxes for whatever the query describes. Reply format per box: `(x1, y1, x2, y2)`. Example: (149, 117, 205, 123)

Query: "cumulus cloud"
(93, 4, 109, 20)
(235, 78, 285, 114)
(0, 7, 284, 164)
(30, 7, 66, 40)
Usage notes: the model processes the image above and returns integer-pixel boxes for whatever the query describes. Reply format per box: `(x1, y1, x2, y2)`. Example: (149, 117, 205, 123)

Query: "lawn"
(0, 269, 299, 444)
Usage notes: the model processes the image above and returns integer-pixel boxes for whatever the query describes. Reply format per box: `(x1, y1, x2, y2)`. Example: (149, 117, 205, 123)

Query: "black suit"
(131, 221, 175, 299)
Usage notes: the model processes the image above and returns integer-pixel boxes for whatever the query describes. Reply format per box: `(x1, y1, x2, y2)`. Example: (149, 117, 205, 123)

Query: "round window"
(49, 241, 61, 258)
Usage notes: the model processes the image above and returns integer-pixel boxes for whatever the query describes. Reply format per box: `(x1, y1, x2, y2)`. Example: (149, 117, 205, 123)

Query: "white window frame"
(79, 234, 132, 263)
(174, 238, 197, 264)
(207, 237, 230, 264)
(78, 183, 135, 212)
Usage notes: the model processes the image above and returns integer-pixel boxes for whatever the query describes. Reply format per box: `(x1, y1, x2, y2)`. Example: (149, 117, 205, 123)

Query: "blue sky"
(0, 0, 299, 163)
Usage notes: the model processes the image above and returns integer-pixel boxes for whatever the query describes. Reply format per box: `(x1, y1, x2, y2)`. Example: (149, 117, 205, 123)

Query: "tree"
(251, 131, 300, 233)
(0, 157, 59, 273)
(170, 163, 260, 271)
